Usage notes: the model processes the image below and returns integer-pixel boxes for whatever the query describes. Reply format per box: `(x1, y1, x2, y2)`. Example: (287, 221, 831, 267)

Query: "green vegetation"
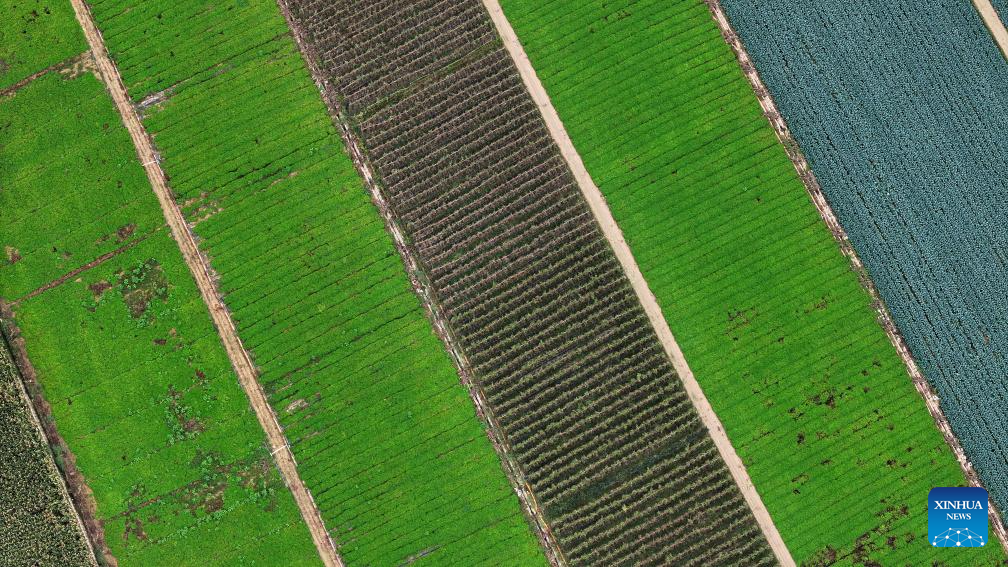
(85, 0, 546, 564)
(0, 68, 319, 565)
(500, 0, 1004, 564)
(0, 336, 95, 566)
(0, 0, 85, 89)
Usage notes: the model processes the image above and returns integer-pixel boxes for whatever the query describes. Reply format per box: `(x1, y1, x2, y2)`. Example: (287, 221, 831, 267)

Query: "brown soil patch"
(116, 259, 168, 319)
(88, 280, 112, 300)
(4, 246, 21, 265)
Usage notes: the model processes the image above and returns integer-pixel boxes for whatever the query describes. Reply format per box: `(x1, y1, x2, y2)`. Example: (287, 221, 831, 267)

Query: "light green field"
(500, 0, 1005, 564)
(83, 0, 547, 564)
(0, 68, 319, 565)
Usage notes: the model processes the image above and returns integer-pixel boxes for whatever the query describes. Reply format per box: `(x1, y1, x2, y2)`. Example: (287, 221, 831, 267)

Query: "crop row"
(499, 0, 1007, 563)
(86, 0, 547, 563)
(288, 0, 778, 564)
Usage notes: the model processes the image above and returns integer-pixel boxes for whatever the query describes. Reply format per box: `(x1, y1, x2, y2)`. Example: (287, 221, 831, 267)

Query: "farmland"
(0, 333, 95, 566)
(286, 0, 777, 564)
(721, 0, 1008, 520)
(0, 0, 85, 90)
(498, 0, 1006, 563)
(5, 0, 1005, 564)
(84, 0, 547, 563)
(0, 57, 319, 567)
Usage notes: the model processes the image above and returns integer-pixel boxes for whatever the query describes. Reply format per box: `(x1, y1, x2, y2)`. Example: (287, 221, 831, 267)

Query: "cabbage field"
(994, 0, 1008, 23)
(499, 0, 1006, 563)
(722, 0, 1008, 520)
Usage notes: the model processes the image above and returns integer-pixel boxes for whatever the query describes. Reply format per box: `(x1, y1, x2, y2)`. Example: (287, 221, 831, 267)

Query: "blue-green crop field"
(722, 0, 1008, 527)
(499, 0, 1005, 564)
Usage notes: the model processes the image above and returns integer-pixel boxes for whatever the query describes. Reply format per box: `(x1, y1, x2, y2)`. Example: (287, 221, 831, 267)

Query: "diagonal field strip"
(706, 0, 1008, 554)
(481, 1, 796, 565)
(270, 1, 566, 564)
(66, 1, 343, 565)
(974, 0, 1008, 60)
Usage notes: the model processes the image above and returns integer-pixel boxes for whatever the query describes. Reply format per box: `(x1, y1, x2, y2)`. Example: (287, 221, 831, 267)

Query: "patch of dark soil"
(88, 281, 112, 300)
(115, 224, 136, 242)
(4, 246, 20, 265)
(116, 259, 168, 320)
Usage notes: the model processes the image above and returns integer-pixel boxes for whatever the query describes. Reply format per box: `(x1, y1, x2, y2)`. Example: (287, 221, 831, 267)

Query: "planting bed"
(0, 68, 319, 565)
(85, 0, 546, 563)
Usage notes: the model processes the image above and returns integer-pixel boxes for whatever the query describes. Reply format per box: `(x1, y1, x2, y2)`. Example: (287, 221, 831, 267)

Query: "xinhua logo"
(929, 487, 988, 548)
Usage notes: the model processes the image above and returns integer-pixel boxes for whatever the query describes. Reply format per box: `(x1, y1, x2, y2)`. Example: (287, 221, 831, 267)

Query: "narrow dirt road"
(974, 0, 1008, 60)
(67, 2, 343, 565)
(481, 2, 796, 565)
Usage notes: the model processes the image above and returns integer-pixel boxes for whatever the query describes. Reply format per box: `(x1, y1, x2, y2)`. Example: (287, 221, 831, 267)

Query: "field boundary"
(272, 2, 568, 565)
(0, 312, 101, 567)
(482, 2, 795, 565)
(706, 0, 1008, 553)
(66, 1, 344, 565)
(974, 0, 1008, 60)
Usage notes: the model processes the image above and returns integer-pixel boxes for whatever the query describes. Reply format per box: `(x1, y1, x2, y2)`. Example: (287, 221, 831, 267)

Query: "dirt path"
(706, 0, 1008, 554)
(974, 0, 1008, 60)
(481, 2, 795, 565)
(67, 2, 343, 565)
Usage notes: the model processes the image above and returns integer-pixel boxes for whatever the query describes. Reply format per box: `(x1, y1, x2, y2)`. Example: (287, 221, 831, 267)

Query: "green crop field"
(0, 64, 319, 566)
(0, 0, 85, 89)
(84, 0, 546, 564)
(500, 0, 1004, 564)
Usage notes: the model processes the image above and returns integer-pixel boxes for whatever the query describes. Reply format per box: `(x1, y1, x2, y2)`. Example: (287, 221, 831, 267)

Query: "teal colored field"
(500, 0, 1005, 564)
(84, 0, 547, 564)
(0, 69, 319, 565)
